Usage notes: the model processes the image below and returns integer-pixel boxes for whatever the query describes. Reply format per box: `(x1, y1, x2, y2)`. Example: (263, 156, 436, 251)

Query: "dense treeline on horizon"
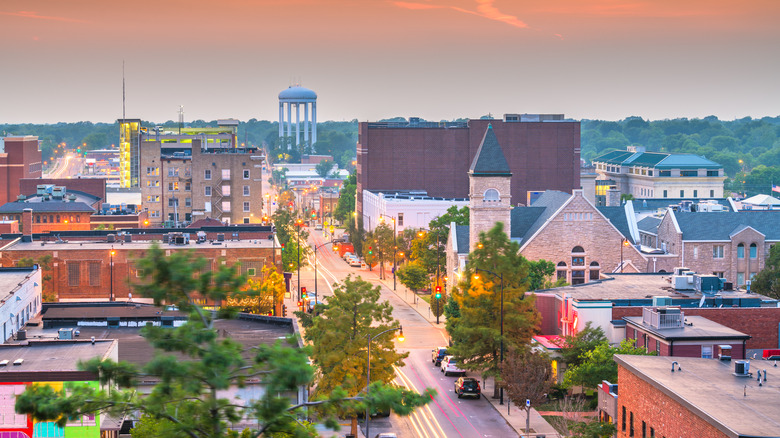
(3, 115, 780, 196)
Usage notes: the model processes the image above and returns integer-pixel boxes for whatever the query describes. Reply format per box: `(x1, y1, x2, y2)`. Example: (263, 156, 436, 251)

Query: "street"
(299, 228, 518, 438)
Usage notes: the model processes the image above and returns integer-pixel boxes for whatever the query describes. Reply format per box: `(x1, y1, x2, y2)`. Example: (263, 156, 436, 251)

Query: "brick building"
(0, 136, 42, 206)
(139, 138, 264, 226)
(20, 178, 106, 203)
(0, 226, 280, 302)
(651, 209, 780, 287)
(614, 355, 780, 438)
(356, 115, 580, 220)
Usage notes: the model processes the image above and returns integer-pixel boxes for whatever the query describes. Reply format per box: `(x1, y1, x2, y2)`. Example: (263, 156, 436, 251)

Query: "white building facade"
(362, 190, 469, 232)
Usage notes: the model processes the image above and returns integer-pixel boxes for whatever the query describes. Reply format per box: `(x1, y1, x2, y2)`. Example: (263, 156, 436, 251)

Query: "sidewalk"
(481, 391, 561, 438)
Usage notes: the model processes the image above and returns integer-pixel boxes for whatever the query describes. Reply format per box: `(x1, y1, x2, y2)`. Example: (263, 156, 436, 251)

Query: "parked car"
(453, 377, 481, 398)
(431, 347, 448, 366)
(348, 257, 362, 267)
(440, 355, 465, 376)
(374, 434, 398, 438)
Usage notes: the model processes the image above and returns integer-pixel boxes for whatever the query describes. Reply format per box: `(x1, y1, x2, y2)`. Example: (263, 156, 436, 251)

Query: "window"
(589, 262, 600, 280)
(650, 427, 655, 437)
(572, 270, 585, 285)
(242, 260, 261, 277)
(713, 245, 724, 258)
(750, 243, 757, 259)
(168, 182, 179, 191)
(150, 210, 160, 218)
(42, 215, 47, 223)
(484, 188, 499, 201)
(243, 185, 250, 196)
(642, 421, 647, 438)
(68, 262, 80, 286)
(707, 170, 719, 177)
(713, 271, 724, 278)
(737, 272, 745, 286)
(630, 411, 634, 436)
(222, 201, 231, 212)
(681, 170, 698, 177)
(222, 169, 231, 180)
(168, 198, 179, 208)
(243, 217, 250, 224)
(146, 195, 160, 202)
(243, 169, 250, 179)
(737, 243, 745, 259)
(146, 167, 159, 176)
(679, 190, 684, 197)
(36, 215, 40, 223)
(243, 201, 250, 212)
(146, 180, 160, 187)
(663, 190, 668, 198)
(659, 170, 671, 177)
(572, 246, 584, 253)
(185, 198, 191, 207)
(56, 215, 60, 222)
(398, 213, 404, 226)
(710, 189, 715, 197)
(622, 406, 626, 432)
(185, 182, 191, 191)
(185, 167, 191, 177)
(205, 169, 212, 180)
(0, 384, 28, 427)
(168, 167, 179, 177)
(693, 190, 698, 197)
(572, 256, 584, 266)
(205, 186, 212, 197)
(89, 262, 101, 287)
(701, 345, 713, 359)
(222, 185, 231, 196)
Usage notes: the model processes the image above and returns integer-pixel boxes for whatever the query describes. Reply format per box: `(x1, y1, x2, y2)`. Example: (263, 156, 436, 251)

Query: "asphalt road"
(305, 229, 517, 438)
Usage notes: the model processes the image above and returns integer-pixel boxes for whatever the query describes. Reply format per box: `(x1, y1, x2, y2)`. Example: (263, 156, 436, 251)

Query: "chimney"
(606, 189, 621, 207)
(22, 208, 33, 242)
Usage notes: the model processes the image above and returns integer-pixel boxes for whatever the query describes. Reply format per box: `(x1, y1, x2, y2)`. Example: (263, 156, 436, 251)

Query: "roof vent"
(0, 359, 8, 367)
(13, 358, 23, 366)
(734, 360, 751, 377)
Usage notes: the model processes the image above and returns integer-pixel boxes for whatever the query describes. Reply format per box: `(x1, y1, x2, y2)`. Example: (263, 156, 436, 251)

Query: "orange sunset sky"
(1, 0, 778, 123)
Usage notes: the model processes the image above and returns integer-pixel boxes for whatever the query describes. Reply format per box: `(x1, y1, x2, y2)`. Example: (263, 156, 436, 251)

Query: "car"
(348, 258, 362, 267)
(440, 355, 465, 376)
(374, 434, 398, 438)
(453, 377, 481, 398)
(431, 347, 448, 366)
(314, 224, 323, 230)
(343, 251, 353, 260)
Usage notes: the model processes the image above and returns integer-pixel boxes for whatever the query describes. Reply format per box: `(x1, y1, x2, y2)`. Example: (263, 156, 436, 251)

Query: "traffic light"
(282, 304, 288, 317)
(368, 246, 373, 255)
(297, 300, 303, 307)
(281, 243, 285, 251)
(311, 212, 316, 218)
(301, 287, 307, 298)
(435, 286, 442, 300)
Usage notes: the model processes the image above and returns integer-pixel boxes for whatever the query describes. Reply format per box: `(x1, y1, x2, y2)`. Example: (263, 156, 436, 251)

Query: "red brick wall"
(533, 293, 560, 335)
(1, 138, 42, 206)
(617, 364, 729, 438)
(614, 306, 780, 350)
(356, 119, 580, 216)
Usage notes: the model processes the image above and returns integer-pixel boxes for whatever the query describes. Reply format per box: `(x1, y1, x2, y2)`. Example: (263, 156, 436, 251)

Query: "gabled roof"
(593, 150, 633, 165)
(468, 125, 511, 176)
(632, 198, 734, 212)
(742, 194, 780, 206)
(510, 207, 545, 240)
(637, 216, 662, 234)
(597, 206, 634, 244)
(656, 153, 722, 169)
(673, 211, 780, 241)
(593, 150, 722, 170)
(513, 191, 571, 243)
(624, 152, 667, 167)
(455, 225, 470, 254)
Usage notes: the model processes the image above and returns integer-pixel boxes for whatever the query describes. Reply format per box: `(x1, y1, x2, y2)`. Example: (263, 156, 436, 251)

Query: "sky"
(1, 0, 779, 124)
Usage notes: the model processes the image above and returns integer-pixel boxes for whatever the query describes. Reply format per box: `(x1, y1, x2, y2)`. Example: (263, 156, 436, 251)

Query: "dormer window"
(484, 189, 500, 202)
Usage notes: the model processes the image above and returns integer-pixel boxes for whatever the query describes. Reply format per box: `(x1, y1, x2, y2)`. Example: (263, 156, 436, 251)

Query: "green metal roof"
(657, 154, 722, 170)
(593, 150, 633, 165)
(624, 152, 667, 167)
(594, 150, 722, 170)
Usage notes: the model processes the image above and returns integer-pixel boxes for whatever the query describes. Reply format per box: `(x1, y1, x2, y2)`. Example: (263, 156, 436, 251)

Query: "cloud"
(0, 10, 88, 23)
(394, 0, 527, 29)
(394, 1, 444, 10)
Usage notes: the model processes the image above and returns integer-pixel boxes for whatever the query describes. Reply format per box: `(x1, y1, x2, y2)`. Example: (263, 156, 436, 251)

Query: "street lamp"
(392, 217, 397, 291)
(365, 326, 404, 438)
(313, 239, 336, 311)
(620, 237, 630, 273)
(109, 247, 116, 302)
(474, 267, 504, 405)
(295, 218, 304, 301)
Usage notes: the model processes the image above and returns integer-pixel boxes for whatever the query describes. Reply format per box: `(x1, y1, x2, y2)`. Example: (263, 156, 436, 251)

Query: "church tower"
(468, 124, 512, 251)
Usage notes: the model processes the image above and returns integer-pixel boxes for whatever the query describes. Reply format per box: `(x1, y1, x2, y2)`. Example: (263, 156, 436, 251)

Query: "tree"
(554, 322, 608, 367)
(527, 259, 566, 290)
(304, 275, 432, 435)
(315, 159, 334, 179)
(225, 266, 285, 315)
(365, 223, 395, 280)
(16, 245, 426, 438)
(751, 243, 780, 299)
(333, 172, 356, 223)
(396, 263, 429, 293)
(429, 205, 469, 230)
(564, 339, 654, 390)
(447, 223, 541, 398)
(16, 255, 55, 301)
(500, 346, 553, 435)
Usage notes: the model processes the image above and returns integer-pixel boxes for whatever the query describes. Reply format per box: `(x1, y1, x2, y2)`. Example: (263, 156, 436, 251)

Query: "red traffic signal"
(297, 300, 303, 307)
(435, 285, 442, 299)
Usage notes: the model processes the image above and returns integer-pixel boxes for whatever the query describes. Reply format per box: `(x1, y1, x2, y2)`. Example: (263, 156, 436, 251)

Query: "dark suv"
(431, 347, 448, 366)
(454, 377, 481, 398)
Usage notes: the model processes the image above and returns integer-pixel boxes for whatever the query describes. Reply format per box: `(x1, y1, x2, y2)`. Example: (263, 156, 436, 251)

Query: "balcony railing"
(642, 307, 684, 329)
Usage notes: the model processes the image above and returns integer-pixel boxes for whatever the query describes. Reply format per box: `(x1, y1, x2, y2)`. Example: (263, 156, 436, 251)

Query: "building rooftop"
(0, 340, 115, 377)
(3, 238, 276, 252)
(0, 267, 38, 304)
(615, 355, 780, 438)
(594, 150, 723, 170)
(674, 210, 780, 241)
(0, 200, 96, 214)
(624, 314, 751, 341)
(469, 125, 512, 177)
(544, 273, 773, 306)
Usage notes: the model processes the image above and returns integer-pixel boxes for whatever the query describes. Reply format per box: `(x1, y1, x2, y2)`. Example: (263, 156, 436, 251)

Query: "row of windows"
(64, 259, 266, 286)
(563, 212, 592, 221)
(661, 189, 715, 198)
(204, 169, 251, 180)
(16, 214, 83, 224)
(622, 406, 658, 437)
(707, 243, 758, 259)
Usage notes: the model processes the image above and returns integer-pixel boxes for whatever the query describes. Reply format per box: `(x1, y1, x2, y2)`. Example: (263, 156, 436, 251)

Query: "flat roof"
(0, 267, 38, 302)
(5, 239, 276, 251)
(624, 315, 750, 341)
(547, 274, 770, 303)
(0, 340, 115, 373)
(42, 305, 185, 320)
(615, 355, 780, 438)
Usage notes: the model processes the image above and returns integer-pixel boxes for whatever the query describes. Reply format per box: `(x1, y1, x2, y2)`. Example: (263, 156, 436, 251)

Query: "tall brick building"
(0, 136, 42, 206)
(356, 115, 580, 220)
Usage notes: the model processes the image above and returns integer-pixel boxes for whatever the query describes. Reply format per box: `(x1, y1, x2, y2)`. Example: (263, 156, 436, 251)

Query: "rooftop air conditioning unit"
(652, 296, 673, 307)
(107, 234, 116, 243)
(734, 360, 750, 377)
(58, 328, 74, 340)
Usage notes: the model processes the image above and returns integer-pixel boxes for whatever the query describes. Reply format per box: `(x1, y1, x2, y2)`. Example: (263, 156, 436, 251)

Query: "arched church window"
(484, 189, 499, 202)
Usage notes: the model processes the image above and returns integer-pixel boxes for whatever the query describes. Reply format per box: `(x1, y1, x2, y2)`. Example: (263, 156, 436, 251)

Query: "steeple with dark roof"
(469, 124, 512, 177)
